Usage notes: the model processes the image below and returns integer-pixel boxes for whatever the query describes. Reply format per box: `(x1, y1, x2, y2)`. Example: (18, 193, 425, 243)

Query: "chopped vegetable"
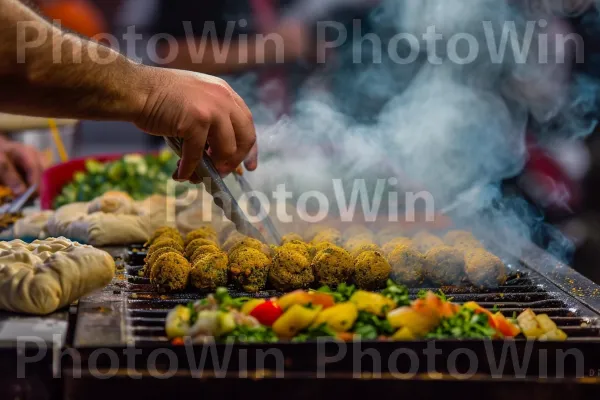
(381, 279, 410, 307)
(350, 290, 397, 317)
(222, 325, 278, 343)
(353, 311, 394, 339)
(272, 304, 321, 338)
(312, 302, 358, 332)
(516, 308, 546, 338)
(279, 290, 335, 310)
(425, 306, 497, 339)
(316, 283, 357, 303)
(165, 305, 192, 339)
(387, 306, 440, 337)
(292, 323, 337, 342)
(241, 299, 266, 315)
(249, 300, 283, 326)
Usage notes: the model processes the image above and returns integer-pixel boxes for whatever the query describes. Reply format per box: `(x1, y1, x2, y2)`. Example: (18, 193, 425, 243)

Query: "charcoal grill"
(57, 240, 600, 400)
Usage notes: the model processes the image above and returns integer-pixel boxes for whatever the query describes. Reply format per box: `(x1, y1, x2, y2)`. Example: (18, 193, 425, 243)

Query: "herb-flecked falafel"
(150, 252, 191, 292)
(229, 248, 271, 292)
(311, 245, 354, 287)
(464, 248, 507, 288)
(269, 248, 314, 291)
(190, 252, 229, 290)
(388, 245, 427, 286)
(424, 246, 466, 286)
(353, 250, 391, 290)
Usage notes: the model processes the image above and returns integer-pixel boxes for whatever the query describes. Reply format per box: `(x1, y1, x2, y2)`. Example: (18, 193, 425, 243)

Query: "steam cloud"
(236, 0, 600, 260)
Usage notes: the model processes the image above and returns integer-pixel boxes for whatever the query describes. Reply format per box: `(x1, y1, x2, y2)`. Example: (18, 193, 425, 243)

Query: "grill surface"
(63, 243, 600, 400)
(119, 248, 600, 344)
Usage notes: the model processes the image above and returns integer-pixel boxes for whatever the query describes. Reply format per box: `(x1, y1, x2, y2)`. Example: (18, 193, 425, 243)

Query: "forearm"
(0, 0, 152, 122)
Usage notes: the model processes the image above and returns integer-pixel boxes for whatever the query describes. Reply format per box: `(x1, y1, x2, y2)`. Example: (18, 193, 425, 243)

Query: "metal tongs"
(164, 138, 280, 245)
(0, 184, 38, 215)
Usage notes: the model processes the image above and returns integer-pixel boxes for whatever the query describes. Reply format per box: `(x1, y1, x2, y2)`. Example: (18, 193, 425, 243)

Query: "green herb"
(316, 283, 357, 303)
(417, 289, 448, 302)
(352, 311, 394, 339)
(222, 325, 278, 343)
(187, 302, 198, 326)
(292, 323, 337, 342)
(381, 280, 410, 306)
(425, 306, 498, 339)
(214, 287, 250, 310)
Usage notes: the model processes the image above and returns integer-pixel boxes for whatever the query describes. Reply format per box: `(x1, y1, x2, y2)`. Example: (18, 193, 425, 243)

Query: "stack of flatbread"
(0, 237, 114, 314)
(46, 191, 174, 246)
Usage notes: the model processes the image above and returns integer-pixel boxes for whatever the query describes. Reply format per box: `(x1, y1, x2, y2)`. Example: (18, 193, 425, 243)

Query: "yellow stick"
(48, 119, 69, 163)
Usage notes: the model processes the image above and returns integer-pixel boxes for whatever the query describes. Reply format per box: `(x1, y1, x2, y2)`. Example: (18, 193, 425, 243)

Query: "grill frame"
(66, 240, 600, 393)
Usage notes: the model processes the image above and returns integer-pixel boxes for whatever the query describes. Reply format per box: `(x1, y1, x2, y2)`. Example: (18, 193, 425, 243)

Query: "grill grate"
(121, 253, 600, 344)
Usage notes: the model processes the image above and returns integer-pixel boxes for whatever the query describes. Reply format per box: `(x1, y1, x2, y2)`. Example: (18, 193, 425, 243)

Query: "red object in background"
(249, 300, 283, 326)
(40, 153, 123, 210)
(38, 0, 107, 38)
(520, 136, 582, 215)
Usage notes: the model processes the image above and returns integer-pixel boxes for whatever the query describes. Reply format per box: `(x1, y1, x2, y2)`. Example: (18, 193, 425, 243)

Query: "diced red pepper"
(493, 312, 521, 337)
(250, 300, 283, 326)
(171, 337, 185, 346)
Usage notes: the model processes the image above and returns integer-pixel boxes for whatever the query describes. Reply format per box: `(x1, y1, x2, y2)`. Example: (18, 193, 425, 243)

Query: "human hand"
(135, 69, 257, 181)
(0, 137, 45, 196)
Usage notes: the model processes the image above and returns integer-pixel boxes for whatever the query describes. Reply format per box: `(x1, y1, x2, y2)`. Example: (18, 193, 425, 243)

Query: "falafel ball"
(190, 252, 229, 290)
(376, 227, 405, 246)
(344, 235, 376, 252)
(280, 240, 314, 260)
(412, 232, 445, 254)
(228, 237, 272, 259)
(218, 222, 237, 245)
(302, 224, 330, 241)
(353, 250, 391, 290)
(222, 232, 248, 253)
(190, 244, 221, 265)
(314, 242, 337, 253)
(269, 248, 314, 291)
(381, 237, 413, 256)
(145, 227, 182, 247)
(185, 238, 218, 259)
(388, 245, 427, 286)
(229, 248, 271, 292)
(443, 230, 485, 251)
(143, 247, 179, 277)
(464, 248, 507, 288)
(311, 228, 342, 246)
(424, 246, 466, 286)
(281, 233, 304, 244)
(349, 243, 381, 259)
(342, 225, 373, 241)
(311, 246, 354, 287)
(185, 226, 218, 246)
(147, 238, 184, 257)
(150, 252, 191, 292)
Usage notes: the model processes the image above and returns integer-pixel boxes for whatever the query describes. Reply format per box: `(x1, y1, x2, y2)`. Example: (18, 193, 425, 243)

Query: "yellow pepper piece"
(165, 305, 192, 339)
(241, 299, 266, 315)
(386, 306, 440, 336)
(349, 290, 396, 317)
(272, 304, 321, 338)
(312, 302, 358, 332)
(392, 327, 416, 340)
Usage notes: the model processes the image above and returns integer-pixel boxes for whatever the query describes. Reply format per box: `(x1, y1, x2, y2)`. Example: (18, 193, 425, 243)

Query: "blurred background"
(4, 0, 600, 283)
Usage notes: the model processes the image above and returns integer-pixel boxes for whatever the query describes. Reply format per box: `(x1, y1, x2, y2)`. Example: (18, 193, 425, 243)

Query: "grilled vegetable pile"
(54, 150, 178, 208)
(165, 283, 567, 343)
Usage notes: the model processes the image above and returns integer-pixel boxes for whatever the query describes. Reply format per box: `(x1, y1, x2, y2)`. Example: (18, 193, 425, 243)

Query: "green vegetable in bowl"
(53, 151, 181, 209)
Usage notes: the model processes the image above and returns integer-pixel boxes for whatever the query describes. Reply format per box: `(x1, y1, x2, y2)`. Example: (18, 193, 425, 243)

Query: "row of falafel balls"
(140, 223, 508, 293)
